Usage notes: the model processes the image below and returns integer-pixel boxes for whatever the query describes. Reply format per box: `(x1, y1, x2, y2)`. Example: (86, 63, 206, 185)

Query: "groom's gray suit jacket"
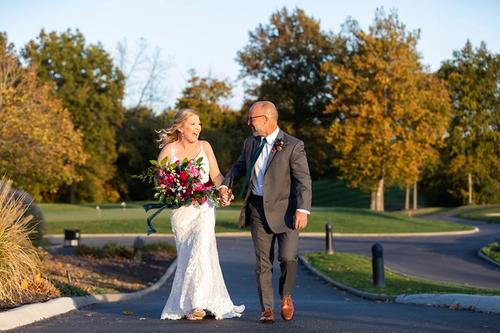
(223, 129, 312, 233)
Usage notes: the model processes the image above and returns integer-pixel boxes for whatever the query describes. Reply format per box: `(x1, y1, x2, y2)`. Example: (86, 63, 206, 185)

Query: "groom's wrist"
(296, 209, 310, 215)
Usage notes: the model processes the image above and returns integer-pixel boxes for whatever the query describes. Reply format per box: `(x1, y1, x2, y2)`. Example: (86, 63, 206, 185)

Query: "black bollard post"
(325, 223, 334, 255)
(133, 236, 145, 261)
(372, 243, 385, 288)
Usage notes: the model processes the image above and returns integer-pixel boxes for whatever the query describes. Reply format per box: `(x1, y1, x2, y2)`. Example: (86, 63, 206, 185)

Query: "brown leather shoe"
(259, 308, 275, 323)
(281, 295, 294, 321)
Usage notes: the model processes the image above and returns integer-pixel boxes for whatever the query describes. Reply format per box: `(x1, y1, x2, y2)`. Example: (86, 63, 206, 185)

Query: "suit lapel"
(264, 130, 284, 174)
(248, 136, 261, 160)
(247, 136, 261, 175)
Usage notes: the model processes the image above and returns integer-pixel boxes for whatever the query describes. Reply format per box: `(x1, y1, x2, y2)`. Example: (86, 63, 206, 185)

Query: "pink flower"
(194, 183, 207, 192)
(189, 166, 200, 177)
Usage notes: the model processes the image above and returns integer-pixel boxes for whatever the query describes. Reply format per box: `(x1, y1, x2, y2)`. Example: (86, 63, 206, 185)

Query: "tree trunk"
(413, 181, 418, 210)
(370, 191, 376, 210)
(405, 185, 410, 211)
(468, 173, 473, 205)
(70, 184, 76, 204)
(374, 178, 384, 211)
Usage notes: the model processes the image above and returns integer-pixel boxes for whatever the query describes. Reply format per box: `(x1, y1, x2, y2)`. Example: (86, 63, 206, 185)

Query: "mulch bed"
(44, 249, 175, 294)
(0, 248, 175, 311)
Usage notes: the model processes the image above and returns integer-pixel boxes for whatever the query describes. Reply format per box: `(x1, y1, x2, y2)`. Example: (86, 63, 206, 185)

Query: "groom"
(220, 101, 312, 323)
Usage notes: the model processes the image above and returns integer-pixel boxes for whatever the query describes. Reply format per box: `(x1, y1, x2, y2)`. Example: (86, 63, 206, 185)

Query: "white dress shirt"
(251, 128, 310, 215)
(251, 127, 279, 196)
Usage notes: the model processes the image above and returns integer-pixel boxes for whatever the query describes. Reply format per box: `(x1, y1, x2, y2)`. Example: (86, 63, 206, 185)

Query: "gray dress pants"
(247, 194, 298, 311)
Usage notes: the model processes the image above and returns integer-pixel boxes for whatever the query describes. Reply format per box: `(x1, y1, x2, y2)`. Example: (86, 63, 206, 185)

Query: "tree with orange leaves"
(323, 9, 450, 211)
(0, 33, 86, 200)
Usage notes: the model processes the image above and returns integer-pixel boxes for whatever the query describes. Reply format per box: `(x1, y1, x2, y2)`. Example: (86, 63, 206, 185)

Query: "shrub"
(75, 242, 175, 259)
(482, 241, 500, 263)
(0, 177, 58, 306)
(143, 242, 176, 255)
(76, 243, 134, 259)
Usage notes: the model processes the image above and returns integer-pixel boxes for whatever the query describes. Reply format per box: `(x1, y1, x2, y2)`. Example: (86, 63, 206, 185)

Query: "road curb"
(395, 294, 500, 314)
(299, 255, 500, 315)
(46, 227, 479, 239)
(298, 255, 394, 302)
(477, 249, 500, 268)
(0, 258, 178, 331)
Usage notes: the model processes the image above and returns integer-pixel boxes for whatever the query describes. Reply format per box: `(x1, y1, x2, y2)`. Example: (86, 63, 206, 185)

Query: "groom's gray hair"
(252, 101, 278, 121)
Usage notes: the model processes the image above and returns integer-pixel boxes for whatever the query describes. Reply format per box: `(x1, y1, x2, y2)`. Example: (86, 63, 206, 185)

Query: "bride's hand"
(219, 188, 233, 206)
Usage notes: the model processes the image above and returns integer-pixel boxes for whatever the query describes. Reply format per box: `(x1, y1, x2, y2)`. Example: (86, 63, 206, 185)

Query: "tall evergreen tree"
(22, 29, 125, 202)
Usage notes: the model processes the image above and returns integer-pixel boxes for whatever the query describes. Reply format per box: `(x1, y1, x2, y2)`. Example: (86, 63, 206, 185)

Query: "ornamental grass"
(0, 177, 58, 307)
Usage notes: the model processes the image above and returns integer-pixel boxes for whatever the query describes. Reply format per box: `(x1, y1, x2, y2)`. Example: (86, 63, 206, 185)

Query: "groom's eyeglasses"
(247, 114, 266, 123)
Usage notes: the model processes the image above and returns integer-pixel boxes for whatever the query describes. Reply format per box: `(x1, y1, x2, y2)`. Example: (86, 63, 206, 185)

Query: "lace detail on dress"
(161, 141, 244, 320)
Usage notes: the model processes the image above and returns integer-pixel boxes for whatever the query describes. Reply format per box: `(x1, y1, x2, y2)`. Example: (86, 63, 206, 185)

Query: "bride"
(156, 108, 244, 320)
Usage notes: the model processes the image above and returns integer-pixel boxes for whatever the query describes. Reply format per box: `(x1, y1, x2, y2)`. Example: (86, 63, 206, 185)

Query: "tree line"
(0, 7, 498, 210)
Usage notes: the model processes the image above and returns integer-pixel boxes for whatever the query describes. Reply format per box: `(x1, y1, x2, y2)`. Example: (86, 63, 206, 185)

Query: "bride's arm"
(203, 141, 224, 187)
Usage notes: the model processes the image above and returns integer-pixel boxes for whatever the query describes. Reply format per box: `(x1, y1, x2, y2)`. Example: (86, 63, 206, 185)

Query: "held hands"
(294, 211, 308, 230)
(219, 187, 234, 207)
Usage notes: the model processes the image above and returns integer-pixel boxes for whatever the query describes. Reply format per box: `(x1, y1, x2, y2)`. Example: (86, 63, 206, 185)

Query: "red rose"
(179, 171, 188, 184)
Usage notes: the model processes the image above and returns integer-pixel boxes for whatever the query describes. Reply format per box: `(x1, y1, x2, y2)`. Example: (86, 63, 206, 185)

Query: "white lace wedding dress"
(160, 144, 245, 320)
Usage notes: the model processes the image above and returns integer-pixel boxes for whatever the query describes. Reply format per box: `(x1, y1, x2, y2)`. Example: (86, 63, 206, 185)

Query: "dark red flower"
(179, 171, 188, 183)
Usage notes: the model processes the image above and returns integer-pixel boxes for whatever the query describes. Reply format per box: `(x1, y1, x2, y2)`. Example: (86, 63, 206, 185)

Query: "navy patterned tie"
(239, 138, 267, 198)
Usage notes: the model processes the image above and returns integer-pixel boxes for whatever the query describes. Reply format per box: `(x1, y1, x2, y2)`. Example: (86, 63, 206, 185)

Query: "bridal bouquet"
(137, 157, 219, 208)
(135, 157, 220, 234)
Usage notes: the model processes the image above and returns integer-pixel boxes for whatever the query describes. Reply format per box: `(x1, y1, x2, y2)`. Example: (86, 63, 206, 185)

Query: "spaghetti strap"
(170, 144, 176, 162)
(199, 141, 205, 156)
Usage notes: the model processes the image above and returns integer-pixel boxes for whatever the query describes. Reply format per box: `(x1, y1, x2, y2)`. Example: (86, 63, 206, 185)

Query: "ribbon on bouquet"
(143, 203, 169, 235)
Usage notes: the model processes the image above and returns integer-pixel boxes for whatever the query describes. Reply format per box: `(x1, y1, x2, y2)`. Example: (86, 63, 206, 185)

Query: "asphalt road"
(47, 212, 500, 290)
(13, 232, 500, 332)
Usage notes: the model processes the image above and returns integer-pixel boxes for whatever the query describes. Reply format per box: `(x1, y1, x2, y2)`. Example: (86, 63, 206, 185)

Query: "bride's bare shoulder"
(201, 140, 213, 151)
(158, 142, 174, 161)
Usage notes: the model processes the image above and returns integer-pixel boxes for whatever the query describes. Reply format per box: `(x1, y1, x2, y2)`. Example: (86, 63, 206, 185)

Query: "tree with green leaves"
(438, 41, 500, 204)
(176, 69, 234, 126)
(237, 7, 336, 177)
(175, 70, 245, 172)
(114, 106, 173, 201)
(22, 29, 125, 202)
(324, 9, 451, 211)
(0, 33, 86, 199)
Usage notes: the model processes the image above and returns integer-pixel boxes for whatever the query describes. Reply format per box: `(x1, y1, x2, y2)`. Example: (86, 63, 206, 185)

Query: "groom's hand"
(219, 187, 233, 206)
(294, 211, 308, 230)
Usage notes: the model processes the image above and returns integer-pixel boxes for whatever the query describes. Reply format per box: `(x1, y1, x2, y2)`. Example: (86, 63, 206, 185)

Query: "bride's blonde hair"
(157, 109, 199, 148)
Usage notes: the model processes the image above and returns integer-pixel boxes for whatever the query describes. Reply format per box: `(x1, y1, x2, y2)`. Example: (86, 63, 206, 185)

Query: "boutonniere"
(272, 138, 287, 153)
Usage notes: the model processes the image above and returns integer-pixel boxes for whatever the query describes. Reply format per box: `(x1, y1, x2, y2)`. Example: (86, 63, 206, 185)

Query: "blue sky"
(1, 0, 499, 110)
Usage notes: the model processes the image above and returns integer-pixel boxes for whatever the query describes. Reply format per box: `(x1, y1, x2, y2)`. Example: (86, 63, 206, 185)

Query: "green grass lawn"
(458, 205, 500, 224)
(304, 252, 500, 296)
(481, 242, 500, 263)
(40, 203, 473, 235)
(311, 180, 427, 210)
